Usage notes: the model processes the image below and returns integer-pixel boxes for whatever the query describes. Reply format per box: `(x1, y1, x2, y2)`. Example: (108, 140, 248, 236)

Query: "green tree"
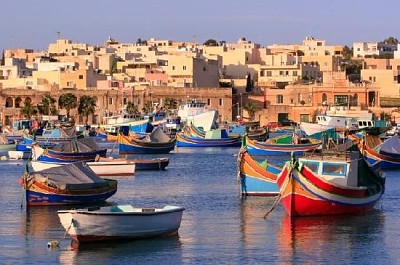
(38, 93, 57, 115)
(245, 73, 253, 92)
(342, 45, 353, 60)
(20, 100, 37, 119)
(382, 37, 399, 45)
(243, 101, 261, 121)
(203, 39, 218, 46)
(125, 101, 138, 114)
(164, 97, 177, 110)
(58, 93, 78, 120)
(78, 95, 96, 123)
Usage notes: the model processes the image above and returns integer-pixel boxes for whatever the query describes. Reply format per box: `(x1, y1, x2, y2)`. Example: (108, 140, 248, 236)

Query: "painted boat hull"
(58, 205, 184, 246)
(24, 179, 118, 206)
(134, 158, 169, 170)
(276, 158, 384, 217)
(176, 133, 241, 147)
(119, 137, 176, 154)
(238, 149, 280, 196)
(245, 138, 320, 156)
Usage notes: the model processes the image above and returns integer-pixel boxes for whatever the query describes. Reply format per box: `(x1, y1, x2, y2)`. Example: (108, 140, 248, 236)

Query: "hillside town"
(1, 36, 400, 128)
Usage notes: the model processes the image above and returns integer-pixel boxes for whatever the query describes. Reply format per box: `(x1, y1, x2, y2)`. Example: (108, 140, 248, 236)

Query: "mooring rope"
(47, 219, 73, 249)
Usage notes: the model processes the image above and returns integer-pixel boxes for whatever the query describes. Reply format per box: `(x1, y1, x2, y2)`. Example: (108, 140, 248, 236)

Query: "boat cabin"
(298, 152, 360, 187)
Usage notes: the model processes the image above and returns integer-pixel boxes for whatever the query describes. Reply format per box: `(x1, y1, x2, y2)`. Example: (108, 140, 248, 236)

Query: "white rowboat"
(58, 204, 185, 248)
(31, 160, 135, 177)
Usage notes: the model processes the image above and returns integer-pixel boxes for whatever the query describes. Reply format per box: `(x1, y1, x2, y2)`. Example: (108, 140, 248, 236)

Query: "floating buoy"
(47, 240, 59, 248)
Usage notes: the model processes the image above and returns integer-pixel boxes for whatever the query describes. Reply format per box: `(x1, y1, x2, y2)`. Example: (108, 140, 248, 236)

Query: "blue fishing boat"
(222, 121, 269, 141)
(244, 133, 321, 156)
(19, 162, 118, 206)
(238, 147, 281, 196)
(176, 132, 241, 147)
(32, 138, 107, 162)
(119, 127, 176, 154)
(351, 134, 400, 171)
(176, 125, 241, 147)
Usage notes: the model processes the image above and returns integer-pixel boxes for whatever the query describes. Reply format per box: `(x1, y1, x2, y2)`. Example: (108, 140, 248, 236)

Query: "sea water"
(0, 148, 399, 264)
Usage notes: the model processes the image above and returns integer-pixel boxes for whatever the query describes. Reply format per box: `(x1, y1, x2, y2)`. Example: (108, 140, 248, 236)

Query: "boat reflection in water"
(58, 235, 183, 264)
(276, 210, 386, 264)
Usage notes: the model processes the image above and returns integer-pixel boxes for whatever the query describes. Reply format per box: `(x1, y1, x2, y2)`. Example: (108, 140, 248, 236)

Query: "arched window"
(5, 97, 13, 108)
(351, 93, 358, 106)
(15, 97, 22, 108)
(322, 93, 327, 104)
(25, 97, 32, 105)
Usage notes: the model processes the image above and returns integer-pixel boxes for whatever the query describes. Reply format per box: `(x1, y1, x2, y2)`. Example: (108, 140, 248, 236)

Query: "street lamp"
(240, 93, 243, 117)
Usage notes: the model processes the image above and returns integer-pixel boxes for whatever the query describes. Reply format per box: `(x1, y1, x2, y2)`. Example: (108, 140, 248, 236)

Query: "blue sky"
(1, 0, 399, 51)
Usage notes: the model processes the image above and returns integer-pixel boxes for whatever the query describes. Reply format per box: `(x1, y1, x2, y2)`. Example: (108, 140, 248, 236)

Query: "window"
(172, 66, 175, 70)
(302, 161, 319, 173)
(266, 71, 272, 76)
(219, 98, 223, 106)
(334, 95, 348, 106)
(322, 163, 347, 176)
(108, 98, 113, 105)
(79, 75, 83, 79)
(276, 95, 283, 104)
(293, 71, 298, 76)
(322, 93, 327, 104)
(207, 98, 211, 105)
(183, 66, 186, 70)
(260, 71, 264, 77)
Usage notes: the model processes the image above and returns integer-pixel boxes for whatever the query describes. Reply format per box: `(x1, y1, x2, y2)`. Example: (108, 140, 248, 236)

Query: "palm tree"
(243, 101, 261, 121)
(164, 97, 177, 112)
(78, 95, 96, 124)
(125, 101, 138, 114)
(58, 93, 78, 120)
(38, 93, 57, 116)
(20, 100, 37, 119)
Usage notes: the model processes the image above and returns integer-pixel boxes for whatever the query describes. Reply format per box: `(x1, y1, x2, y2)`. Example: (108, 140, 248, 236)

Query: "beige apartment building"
(202, 38, 262, 79)
(268, 37, 343, 72)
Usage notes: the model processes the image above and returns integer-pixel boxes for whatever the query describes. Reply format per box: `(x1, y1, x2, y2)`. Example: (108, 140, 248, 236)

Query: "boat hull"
(245, 139, 320, 156)
(238, 150, 280, 196)
(176, 133, 241, 147)
(58, 205, 184, 246)
(276, 159, 384, 217)
(24, 179, 118, 206)
(31, 161, 135, 177)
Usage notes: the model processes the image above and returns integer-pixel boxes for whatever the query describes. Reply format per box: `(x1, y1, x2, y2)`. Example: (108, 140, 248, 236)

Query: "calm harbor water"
(0, 147, 399, 264)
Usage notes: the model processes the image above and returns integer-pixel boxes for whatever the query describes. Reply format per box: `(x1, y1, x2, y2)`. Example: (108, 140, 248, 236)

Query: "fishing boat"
(176, 125, 241, 148)
(58, 204, 185, 248)
(350, 134, 400, 171)
(222, 121, 269, 141)
(244, 134, 321, 156)
(30, 160, 135, 178)
(119, 127, 176, 154)
(238, 147, 281, 196)
(177, 99, 219, 131)
(97, 156, 170, 171)
(23, 127, 76, 145)
(276, 148, 385, 217)
(19, 162, 118, 206)
(31, 138, 107, 162)
(0, 134, 16, 151)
